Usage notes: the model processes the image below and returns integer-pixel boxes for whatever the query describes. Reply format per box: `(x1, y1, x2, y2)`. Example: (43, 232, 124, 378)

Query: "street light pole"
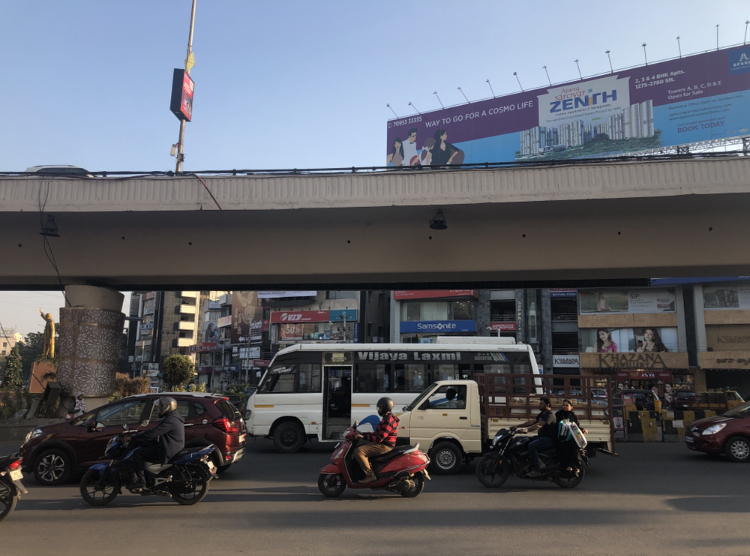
(175, 0, 197, 174)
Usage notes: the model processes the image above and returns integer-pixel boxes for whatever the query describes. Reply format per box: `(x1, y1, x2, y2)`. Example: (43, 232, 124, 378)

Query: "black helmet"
(376, 397, 394, 416)
(158, 397, 177, 417)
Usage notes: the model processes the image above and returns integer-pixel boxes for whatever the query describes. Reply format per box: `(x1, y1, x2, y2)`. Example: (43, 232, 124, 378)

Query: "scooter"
(318, 421, 430, 498)
(0, 453, 28, 522)
(476, 427, 589, 489)
(79, 425, 217, 506)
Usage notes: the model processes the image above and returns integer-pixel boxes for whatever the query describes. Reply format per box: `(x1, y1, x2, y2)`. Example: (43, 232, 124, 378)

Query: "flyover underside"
(0, 192, 746, 289)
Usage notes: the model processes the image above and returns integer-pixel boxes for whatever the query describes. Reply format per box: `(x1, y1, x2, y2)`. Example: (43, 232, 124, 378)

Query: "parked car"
(686, 401, 750, 462)
(19, 392, 246, 486)
(672, 391, 697, 410)
(617, 389, 662, 412)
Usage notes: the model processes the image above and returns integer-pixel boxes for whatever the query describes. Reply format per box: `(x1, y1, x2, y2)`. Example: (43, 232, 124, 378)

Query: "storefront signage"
(258, 291, 317, 299)
(400, 320, 476, 333)
(271, 310, 330, 323)
(170, 68, 194, 122)
(550, 289, 577, 298)
(616, 370, 672, 381)
(139, 323, 153, 331)
(217, 316, 232, 328)
(553, 355, 580, 368)
(489, 322, 517, 331)
(189, 342, 218, 353)
(699, 351, 750, 369)
(143, 307, 155, 315)
(393, 290, 478, 300)
(598, 352, 667, 369)
(252, 359, 271, 367)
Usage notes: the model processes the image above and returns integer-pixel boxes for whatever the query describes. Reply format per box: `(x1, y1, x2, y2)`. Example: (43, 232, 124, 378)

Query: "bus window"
(514, 363, 531, 374)
(393, 364, 428, 392)
(355, 363, 389, 393)
(434, 364, 458, 381)
(298, 363, 322, 392)
(482, 363, 512, 374)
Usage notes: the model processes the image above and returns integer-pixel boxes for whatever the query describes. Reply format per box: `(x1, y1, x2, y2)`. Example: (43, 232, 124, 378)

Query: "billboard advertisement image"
(579, 289, 675, 314)
(581, 327, 678, 353)
(386, 45, 750, 164)
(703, 284, 750, 309)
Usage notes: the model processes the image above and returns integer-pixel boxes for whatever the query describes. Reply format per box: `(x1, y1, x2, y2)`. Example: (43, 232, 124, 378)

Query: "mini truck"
(395, 373, 616, 474)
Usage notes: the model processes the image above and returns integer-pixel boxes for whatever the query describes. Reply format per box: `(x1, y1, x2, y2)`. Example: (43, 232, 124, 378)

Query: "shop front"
(271, 309, 358, 347)
(395, 290, 478, 343)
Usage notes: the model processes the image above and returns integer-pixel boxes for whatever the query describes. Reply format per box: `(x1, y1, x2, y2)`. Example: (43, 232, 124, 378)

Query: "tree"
(16, 332, 45, 383)
(2, 346, 24, 390)
(162, 355, 195, 390)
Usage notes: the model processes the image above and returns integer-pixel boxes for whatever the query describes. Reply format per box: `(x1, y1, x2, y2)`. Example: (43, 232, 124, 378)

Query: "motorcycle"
(0, 453, 28, 522)
(317, 421, 431, 498)
(476, 427, 589, 489)
(79, 426, 217, 506)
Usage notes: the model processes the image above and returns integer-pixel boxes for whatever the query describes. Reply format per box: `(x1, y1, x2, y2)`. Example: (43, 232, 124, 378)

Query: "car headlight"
(701, 423, 727, 436)
(25, 428, 43, 443)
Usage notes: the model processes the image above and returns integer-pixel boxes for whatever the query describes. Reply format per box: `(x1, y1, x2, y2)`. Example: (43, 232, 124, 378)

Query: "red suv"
(19, 393, 246, 485)
(685, 401, 750, 463)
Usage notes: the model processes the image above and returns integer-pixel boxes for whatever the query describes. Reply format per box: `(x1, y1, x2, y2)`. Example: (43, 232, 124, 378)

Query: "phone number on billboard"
(388, 116, 422, 128)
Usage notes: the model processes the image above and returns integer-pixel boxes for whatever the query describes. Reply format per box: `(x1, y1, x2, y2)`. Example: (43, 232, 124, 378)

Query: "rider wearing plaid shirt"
(354, 398, 399, 483)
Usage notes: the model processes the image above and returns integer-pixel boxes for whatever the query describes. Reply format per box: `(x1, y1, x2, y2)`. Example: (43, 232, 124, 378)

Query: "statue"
(40, 308, 55, 358)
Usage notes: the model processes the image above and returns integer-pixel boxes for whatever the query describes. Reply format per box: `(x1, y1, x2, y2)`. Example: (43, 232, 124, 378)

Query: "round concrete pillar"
(57, 286, 125, 414)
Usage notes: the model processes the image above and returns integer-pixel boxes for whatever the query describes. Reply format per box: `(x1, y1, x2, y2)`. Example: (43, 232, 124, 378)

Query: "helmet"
(376, 397, 394, 416)
(158, 397, 177, 417)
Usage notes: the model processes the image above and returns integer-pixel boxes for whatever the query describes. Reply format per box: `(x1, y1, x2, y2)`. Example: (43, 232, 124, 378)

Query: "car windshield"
(724, 400, 750, 418)
(404, 383, 438, 412)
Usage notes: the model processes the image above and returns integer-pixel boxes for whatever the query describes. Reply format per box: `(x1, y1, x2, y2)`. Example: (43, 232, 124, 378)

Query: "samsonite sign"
(400, 320, 476, 333)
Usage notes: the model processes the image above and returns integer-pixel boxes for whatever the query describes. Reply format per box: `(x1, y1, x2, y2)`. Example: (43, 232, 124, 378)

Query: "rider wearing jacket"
(131, 397, 185, 489)
(354, 397, 399, 484)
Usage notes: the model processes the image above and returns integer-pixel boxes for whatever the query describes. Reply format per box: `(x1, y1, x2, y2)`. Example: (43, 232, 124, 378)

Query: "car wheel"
(724, 436, 750, 463)
(273, 421, 305, 453)
(429, 442, 462, 475)
(34, 448, 72, 486)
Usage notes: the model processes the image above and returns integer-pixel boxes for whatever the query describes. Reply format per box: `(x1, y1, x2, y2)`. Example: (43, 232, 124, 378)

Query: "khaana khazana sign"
(386, 45, 750, 165)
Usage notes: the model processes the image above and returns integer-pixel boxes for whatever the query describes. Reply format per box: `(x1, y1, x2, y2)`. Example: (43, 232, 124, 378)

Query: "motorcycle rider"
(353, 397, 399, 484)
(516, 396, 556, 478)
(130, 397, 185, 490)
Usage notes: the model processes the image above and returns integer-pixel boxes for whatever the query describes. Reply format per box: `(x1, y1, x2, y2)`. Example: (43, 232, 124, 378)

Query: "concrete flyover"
(1, 156, 749, 290)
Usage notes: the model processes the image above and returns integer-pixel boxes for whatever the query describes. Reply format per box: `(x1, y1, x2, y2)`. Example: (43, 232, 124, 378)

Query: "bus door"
(323, 365, 352, 440)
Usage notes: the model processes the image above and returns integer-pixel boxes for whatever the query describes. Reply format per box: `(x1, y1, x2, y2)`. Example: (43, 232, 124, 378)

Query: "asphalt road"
(1, 438, 748, 556)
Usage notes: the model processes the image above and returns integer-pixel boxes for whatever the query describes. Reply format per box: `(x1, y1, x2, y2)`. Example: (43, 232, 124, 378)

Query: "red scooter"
(317, 421, 430, 498)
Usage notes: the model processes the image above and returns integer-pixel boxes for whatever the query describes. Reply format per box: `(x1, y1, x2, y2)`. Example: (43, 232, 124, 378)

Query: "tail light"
(213, 418, 239, 434)
(9, 459, 22, 470)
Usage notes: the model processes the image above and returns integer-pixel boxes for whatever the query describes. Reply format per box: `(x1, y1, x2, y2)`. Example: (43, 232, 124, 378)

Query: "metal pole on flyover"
(175, 0, 197, 174)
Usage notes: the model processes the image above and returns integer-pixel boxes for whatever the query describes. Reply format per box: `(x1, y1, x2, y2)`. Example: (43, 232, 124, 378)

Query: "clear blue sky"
(0, 0, 747, 334)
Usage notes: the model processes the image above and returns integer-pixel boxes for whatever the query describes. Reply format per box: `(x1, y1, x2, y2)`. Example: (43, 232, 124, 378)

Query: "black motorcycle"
(79, 429, 217, 506)
(0, 453, 28, 522)
(476, 427, 588, 489)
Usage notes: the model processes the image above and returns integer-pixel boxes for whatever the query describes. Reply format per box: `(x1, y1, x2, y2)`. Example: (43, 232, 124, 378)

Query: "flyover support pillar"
(57, 286, 125, 416)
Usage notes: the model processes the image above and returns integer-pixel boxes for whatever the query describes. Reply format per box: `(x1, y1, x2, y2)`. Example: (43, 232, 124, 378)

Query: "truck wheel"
(476, 455, 510, 488)
(273, 421, 305, 453)
(429, 442, 462, 475)
(724, 436, 750, 463)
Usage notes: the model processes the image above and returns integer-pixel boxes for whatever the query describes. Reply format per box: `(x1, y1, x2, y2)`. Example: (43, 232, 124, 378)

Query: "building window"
(327, 291, 357, 300)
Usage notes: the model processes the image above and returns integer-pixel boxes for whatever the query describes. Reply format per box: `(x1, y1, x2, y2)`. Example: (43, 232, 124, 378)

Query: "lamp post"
(175, 0, 197, 174)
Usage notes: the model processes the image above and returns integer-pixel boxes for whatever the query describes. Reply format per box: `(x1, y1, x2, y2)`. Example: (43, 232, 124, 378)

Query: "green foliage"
(0, 388, 33, 421)
(162, 355, 195, 391)
(1, 346, 24, 390)
(109, 373, 150, 402)
(225, 383, 249, 397)
(188, 383, 207, 393)
(16, 332, 45, 383)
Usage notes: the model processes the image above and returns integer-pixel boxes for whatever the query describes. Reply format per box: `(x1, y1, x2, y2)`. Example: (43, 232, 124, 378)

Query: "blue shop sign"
(400, 320, 476, 333)
(330, 309, 357, 321)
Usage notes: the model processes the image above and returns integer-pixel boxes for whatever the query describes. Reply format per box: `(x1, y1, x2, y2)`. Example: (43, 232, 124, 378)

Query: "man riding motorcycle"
(353, 397, 399, 484)
(130, 397, 185, 490)
(516, 395, 556, 478)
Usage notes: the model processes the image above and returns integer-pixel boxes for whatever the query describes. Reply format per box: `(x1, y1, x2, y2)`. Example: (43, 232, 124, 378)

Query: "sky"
(1, 0, 747, 336)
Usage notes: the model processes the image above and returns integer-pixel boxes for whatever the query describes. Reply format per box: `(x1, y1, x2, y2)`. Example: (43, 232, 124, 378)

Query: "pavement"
(1, 438, 748, 556)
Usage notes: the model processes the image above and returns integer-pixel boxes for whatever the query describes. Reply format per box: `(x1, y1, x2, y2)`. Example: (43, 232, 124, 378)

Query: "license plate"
(207, 460, 215, 471)
(686, 437, 695, 444)
(10, 469, 22, 481)
(239, 433, 246, 444)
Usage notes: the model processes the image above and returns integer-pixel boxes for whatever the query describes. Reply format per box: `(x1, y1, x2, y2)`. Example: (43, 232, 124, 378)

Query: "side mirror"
(140, 420, 150, 427)
(88, 422, 105, 432)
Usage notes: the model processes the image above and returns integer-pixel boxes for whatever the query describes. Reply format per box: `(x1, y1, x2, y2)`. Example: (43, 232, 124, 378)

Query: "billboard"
(170, 69, 194, 122)
(703, 284, 750, 309)
(231, 291, 258, 344)
(579, 289, 675, 314)
(386, 45, 750, 164)
(581, 327, 678, 353)
(394, 290, 479, 300)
